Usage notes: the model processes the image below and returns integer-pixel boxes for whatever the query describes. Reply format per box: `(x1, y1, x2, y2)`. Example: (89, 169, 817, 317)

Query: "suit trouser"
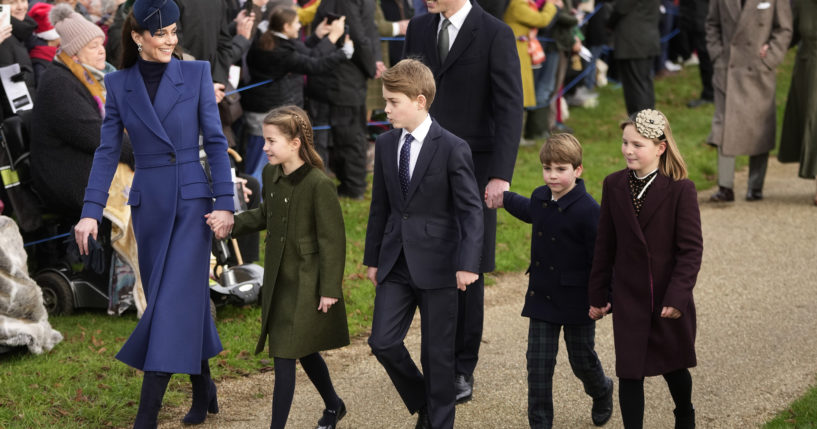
(368, 253, 458, 429)
(717, 145, 769, 191)
(617, 57, 656, 115)
(527, 319, 609, 429)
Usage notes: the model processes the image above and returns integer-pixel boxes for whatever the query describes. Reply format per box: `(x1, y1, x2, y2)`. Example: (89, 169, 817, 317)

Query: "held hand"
(367, 266, 378, 287)
(213, 83, 226, 103)
(456, 271, 479, 291)
(759, 43, 769, 59)
(660, 306, 681, 319)
(397, 19, 409, 35)
(74, 218, 99, 256)
(208, 210, 235, 240)
(484, 178, 510, 209)
(374, 61, 386, 79)
(318, 296, 338, 313)
(589, 303, 611, 320)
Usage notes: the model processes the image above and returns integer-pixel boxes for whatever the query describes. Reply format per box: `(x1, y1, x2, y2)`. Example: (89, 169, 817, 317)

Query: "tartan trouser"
(527, 318, 609, 429)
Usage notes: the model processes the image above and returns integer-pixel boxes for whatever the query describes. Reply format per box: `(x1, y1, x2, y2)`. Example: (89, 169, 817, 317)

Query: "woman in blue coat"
(74, 0, 234, 427)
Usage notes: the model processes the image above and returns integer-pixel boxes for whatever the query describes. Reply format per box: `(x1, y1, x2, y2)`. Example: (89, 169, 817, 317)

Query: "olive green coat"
(777, 0, 817, 178)
(232, 163, 349, 358)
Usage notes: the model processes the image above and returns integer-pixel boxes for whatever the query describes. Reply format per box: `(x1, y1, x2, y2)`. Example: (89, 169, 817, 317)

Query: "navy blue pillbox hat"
(132, 0, 180, 35)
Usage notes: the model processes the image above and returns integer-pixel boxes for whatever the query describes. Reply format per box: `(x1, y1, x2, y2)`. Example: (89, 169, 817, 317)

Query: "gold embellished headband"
(634, 109, 666, 140)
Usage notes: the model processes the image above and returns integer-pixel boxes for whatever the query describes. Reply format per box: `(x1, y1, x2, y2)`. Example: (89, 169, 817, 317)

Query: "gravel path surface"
(158, 159, 817, 429)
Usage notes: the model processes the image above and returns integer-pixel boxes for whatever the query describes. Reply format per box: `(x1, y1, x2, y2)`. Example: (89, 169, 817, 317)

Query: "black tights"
(619, 368, 693, 429)
(270, 353, 340, 429)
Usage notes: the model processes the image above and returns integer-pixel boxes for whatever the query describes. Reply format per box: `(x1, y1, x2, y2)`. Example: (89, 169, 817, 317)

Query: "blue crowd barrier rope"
(24, 232, 71, 248)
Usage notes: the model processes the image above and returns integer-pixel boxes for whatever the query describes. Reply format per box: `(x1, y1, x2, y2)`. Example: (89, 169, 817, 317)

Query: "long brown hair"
(620, 110, 688, 181)
(120, 11, 183, 69)
(263, 105, 324, 170)
(256, 6, 298, 51)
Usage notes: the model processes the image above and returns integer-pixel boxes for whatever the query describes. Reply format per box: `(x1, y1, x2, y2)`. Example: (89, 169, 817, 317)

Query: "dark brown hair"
(256, 6, 298, 51)
(381, 58, 436, 109)
(120, 11, 182, 69)
(263, 105, 324, 170)
(539, 133, 583, 168)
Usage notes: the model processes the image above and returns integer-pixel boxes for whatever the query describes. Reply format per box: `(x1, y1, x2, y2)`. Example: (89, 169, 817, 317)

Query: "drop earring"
(137, 43, 143, 53)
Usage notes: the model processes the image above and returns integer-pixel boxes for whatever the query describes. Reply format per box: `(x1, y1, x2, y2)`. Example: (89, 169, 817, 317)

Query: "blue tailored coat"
(502, 179, 600, 325)
(80, 59, 234, 375)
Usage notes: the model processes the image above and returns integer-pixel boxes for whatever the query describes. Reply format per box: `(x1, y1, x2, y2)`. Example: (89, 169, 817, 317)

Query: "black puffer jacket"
(242, 35, 345, 112)
(30, 62, 134, 216)
(0, 16, 37, 119)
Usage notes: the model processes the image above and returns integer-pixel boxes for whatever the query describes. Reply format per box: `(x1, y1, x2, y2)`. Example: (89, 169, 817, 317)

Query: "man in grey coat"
(705, 0, 791, 202)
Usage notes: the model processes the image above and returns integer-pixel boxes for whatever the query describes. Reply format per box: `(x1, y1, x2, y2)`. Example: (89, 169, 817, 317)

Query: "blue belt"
(133, 146, 200, 168)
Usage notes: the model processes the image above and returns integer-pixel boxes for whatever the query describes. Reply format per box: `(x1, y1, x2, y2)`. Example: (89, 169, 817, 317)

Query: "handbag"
(218, 82, 243, 127)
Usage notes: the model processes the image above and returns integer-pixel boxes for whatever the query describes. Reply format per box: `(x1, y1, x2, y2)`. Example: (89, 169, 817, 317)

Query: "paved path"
(159, 159, 817, 429)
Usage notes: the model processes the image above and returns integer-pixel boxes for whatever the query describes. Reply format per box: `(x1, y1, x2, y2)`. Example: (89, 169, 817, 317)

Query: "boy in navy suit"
(497, 134, 613, 429)
(364, 59, 484, 429)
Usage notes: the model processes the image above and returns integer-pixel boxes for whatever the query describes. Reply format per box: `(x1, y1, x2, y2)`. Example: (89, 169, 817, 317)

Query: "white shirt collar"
(401, 114, 433, 144)
(440, 0, 472, 31)
(272, 31, 289, 40)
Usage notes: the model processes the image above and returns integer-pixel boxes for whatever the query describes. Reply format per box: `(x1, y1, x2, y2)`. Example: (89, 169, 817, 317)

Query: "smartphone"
(325, 12, 341, 24)
(0, 5, 10, 30)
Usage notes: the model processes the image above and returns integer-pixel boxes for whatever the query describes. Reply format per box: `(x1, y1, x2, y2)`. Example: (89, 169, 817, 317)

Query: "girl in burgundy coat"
(588, 109, 703, 429)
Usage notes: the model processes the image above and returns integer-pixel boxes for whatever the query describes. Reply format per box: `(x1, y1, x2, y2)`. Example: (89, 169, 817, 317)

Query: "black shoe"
(316, 398, 346, 429)
(709, 186, 734, 202)
(183, 361, 219, 425)
(591, 377, 613, 426)
(134, 371, 171, 429)
(686, 98, 713, 109)
(455, 373, 474, 404)
(673, 406, 695, 429)
(415, 407, 431, 429)
(745, 189, 763, 201)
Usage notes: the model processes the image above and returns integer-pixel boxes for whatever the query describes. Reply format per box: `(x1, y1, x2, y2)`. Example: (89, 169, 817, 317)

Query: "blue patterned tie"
(399, 133, 414, 197)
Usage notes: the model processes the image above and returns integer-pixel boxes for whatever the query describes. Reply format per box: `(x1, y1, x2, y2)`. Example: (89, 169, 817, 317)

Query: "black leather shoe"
(454, 373, 474, 404)
(745, 189, 763, 201)
(673, 406, 695, 429)
(591, 377, 613, 426)
(415, 407, 430, 429)
(709, 186, 734, 202)
(316, 398, 346, 429)
(686, 98, 713, 109)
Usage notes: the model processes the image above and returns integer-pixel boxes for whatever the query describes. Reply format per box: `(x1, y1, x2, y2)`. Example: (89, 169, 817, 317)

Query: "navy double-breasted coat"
(81, 59, 234, 374)
(502, 179, 600, 325)
(588, 170, 703, 379)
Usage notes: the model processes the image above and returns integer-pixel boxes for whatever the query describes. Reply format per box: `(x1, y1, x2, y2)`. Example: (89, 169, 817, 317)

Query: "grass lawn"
(2, 51, 810, 428)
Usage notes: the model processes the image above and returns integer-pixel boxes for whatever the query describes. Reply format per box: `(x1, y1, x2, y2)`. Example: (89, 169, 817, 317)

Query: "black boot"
(673, 407, 695, 429)
(133, 371, 171, 429)
(183, 360, 219, 425)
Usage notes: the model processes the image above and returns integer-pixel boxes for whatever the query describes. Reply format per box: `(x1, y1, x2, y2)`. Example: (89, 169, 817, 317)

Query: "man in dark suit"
(402, 0, 523, 403)
(608, 0, 661, 115)
(365, 59, 484, 429)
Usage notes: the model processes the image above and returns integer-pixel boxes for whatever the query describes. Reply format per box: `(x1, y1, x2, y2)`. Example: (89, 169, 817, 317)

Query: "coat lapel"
(425, 13, 442, 72)
(636, 173, 671, 230)
(611, 171, 647, 245)
(437, 2, 479, 78)
(124, 64, 173, 147)
(153, 58, 184, 123)
(383, 131, 402, 203)
(404, 121, 440, 203)
(735, 0, 760, 35)
(725, 0, 741, 24)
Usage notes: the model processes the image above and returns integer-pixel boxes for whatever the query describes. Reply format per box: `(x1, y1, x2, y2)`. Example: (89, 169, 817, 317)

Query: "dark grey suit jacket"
(364, 120, 484, 289)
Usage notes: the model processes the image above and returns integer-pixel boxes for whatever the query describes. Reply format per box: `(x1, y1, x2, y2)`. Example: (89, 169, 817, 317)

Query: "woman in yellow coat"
(504, 0, 560, 107)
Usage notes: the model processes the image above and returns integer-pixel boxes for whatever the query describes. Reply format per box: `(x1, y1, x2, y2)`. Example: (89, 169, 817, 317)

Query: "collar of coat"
(532, 177, 589, 211)
(270, 162, 312, 185)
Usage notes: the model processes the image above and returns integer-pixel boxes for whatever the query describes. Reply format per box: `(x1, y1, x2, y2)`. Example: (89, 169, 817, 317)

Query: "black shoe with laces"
(591, 377, 613, 426)
(316, 398, 346, 429)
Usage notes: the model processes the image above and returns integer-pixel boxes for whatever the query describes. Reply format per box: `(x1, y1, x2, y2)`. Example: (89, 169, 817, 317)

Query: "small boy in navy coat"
(498, 134, 613, 429)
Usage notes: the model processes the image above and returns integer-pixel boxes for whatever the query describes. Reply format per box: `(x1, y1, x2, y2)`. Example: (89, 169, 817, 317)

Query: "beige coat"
(705, 0, 792, 156)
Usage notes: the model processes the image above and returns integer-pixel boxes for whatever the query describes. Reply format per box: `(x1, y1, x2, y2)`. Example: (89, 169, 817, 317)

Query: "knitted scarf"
(55, 51, 107, 117)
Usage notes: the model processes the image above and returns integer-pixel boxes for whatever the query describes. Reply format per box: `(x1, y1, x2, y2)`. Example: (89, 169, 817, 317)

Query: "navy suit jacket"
(503, 179, 599, 325)
(364, 119, 484, 289)
(402, 1, 522, 183)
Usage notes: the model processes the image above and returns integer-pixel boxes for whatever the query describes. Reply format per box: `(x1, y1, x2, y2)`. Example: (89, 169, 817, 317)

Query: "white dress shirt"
(397, 114, 433, 180)
(437, 0, 473, 52)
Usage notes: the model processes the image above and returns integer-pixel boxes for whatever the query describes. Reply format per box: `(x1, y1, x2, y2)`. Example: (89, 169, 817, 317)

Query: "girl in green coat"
(210, 106, 349, 429)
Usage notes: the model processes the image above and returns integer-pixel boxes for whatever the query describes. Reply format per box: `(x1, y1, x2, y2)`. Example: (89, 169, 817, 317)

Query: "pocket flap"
(180, 182, 213, 200)
(299, 239, 318, 255)
(127, 189, 141, 206)
(425, 221, 457, 239)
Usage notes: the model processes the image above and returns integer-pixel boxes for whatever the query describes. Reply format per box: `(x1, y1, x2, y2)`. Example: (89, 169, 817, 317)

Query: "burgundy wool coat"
(588, 169, 703, 379)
